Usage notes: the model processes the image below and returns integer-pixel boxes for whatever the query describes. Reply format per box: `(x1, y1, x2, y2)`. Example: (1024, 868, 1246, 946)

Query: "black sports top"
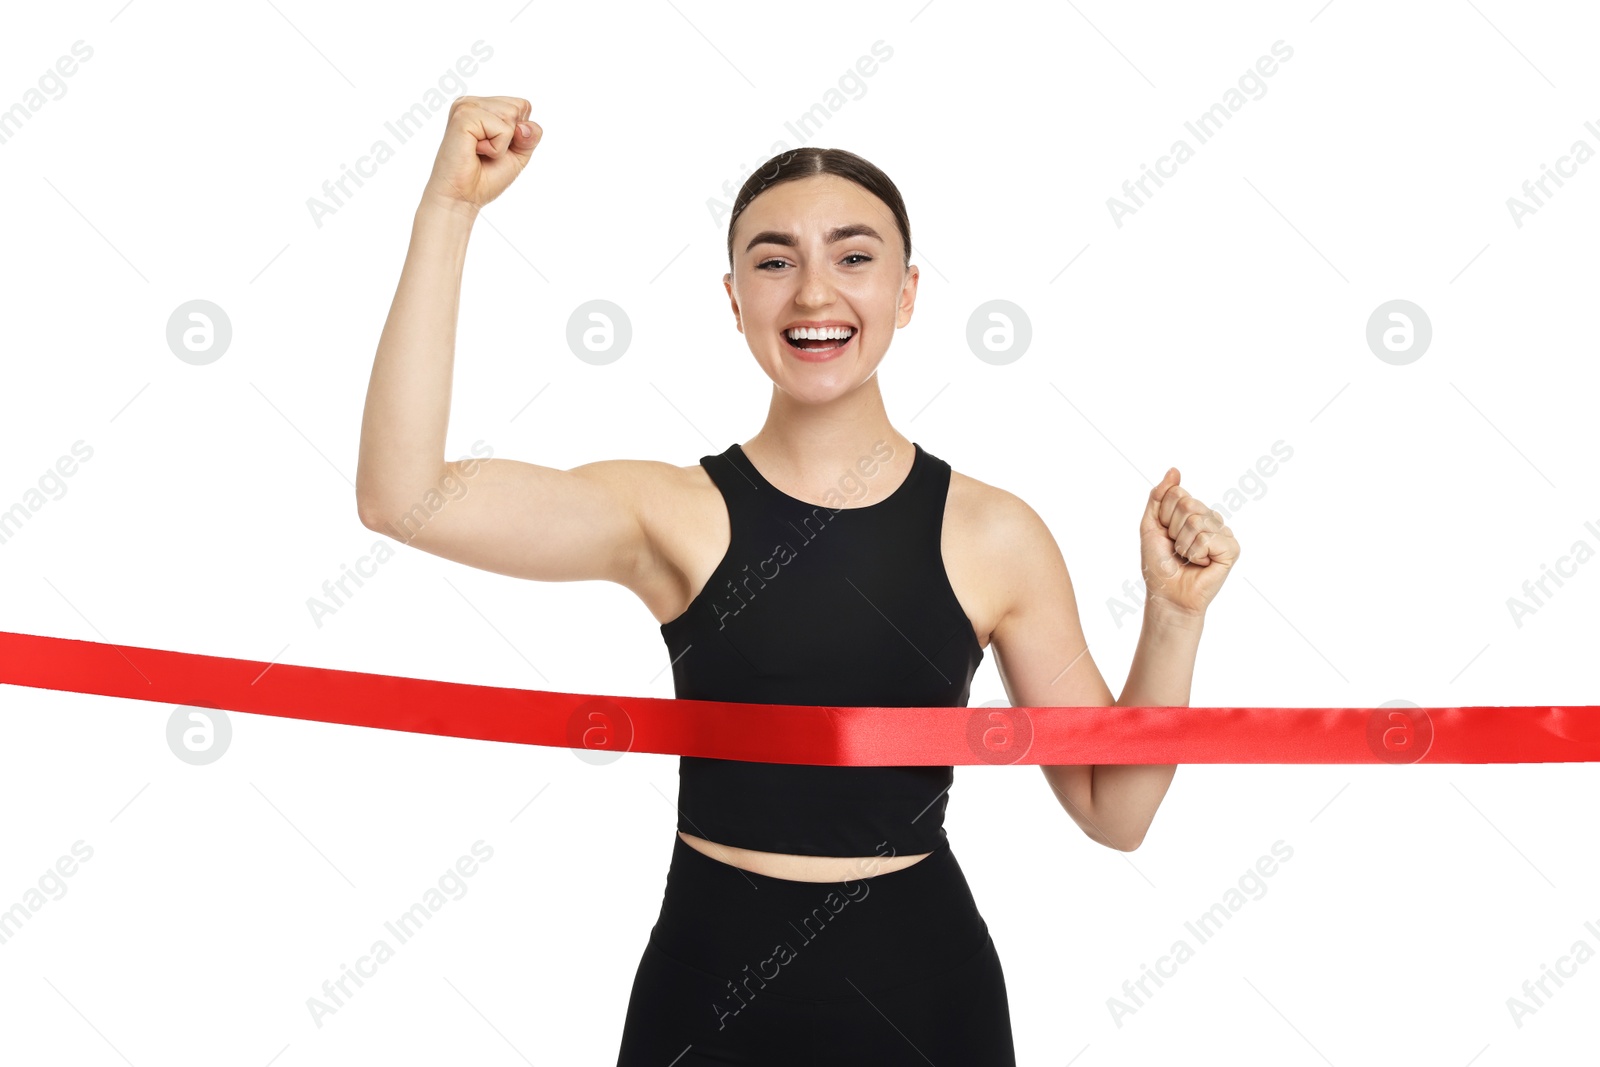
(659, 439, 984, 857)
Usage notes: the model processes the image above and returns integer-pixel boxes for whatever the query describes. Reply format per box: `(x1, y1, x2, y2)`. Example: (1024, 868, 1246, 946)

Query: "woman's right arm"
(354, 96, 666, 591)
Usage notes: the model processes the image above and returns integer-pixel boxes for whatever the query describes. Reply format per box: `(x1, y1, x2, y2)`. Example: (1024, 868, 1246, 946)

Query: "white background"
(2, 1, 1598, 1064)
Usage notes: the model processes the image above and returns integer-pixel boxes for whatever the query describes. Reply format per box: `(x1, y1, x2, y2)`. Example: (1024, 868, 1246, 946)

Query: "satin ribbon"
(1, 629, 1596, 764)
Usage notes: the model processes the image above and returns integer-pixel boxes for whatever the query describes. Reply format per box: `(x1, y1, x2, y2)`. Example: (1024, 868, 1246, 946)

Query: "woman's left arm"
(986, 467, 1239, 852)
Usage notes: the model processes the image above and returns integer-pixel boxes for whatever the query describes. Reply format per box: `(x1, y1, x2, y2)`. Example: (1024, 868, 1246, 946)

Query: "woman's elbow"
(1109, 830, 1147, 852)
(1090, 821, 1149, 852)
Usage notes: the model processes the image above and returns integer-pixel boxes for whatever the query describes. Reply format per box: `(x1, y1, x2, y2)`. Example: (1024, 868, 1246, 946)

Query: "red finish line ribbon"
(2, 630, 1597, 764)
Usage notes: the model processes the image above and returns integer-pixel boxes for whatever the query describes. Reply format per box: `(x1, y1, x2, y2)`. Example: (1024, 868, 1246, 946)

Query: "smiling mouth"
(783, 327, 856, 353)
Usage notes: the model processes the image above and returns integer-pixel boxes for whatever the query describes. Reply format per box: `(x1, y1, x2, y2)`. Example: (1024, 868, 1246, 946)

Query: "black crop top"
(658, 439, 984, 857)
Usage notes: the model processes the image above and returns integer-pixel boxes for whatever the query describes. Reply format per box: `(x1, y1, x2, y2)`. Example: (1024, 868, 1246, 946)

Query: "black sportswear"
(613, 832, 1017, 1064)
(658, 439, 984, 857)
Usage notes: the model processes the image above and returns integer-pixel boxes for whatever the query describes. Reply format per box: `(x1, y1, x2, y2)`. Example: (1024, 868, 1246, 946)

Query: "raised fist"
(422, 95, 542, 210)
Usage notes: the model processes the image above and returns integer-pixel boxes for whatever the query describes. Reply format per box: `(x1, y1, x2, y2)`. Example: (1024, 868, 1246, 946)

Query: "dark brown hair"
(725, 147, 911, 271)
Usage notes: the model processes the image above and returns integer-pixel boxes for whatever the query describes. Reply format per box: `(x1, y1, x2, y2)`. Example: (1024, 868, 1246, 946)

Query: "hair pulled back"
(725, 147, 911, 271)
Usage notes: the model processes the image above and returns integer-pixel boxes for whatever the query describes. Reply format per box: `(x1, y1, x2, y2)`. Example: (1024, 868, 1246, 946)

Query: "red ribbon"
(1, 629, 1596, 764)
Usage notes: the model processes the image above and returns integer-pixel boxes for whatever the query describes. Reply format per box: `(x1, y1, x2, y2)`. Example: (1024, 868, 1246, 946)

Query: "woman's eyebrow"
(744, 223, 884, 253)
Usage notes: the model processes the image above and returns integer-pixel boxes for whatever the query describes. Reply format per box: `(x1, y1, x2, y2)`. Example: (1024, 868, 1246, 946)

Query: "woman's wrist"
(417, 185, 480, 224)
(1143, 595, 1206, 633)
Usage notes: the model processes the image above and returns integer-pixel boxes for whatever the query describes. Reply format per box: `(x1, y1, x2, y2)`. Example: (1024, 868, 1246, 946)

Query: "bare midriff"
(677, 831, 933, 883)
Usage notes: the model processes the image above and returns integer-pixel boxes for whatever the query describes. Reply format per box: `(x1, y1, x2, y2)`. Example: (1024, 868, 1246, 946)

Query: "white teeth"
(785, 326, 854, 340)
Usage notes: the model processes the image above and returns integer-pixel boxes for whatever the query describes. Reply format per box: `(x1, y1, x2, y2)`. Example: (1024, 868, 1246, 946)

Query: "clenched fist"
(1138, 467, 1240, 619)
(423, 95, 542, 210)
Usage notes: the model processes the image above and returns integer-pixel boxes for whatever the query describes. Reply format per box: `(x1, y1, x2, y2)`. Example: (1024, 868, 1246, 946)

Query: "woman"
(355, 96, 1239, 1065)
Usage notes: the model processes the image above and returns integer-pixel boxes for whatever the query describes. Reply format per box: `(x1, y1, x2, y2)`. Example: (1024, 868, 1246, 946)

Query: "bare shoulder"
(565, 450, 721, 528)
(569, 454, 726, 624)
(942, 467, 1064, 650)
(559, 454, 704, 501)
(946, 468, 1050, 543)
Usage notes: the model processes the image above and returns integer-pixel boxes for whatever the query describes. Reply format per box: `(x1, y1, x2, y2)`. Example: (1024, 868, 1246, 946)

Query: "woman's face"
(725, 173, 917, 402)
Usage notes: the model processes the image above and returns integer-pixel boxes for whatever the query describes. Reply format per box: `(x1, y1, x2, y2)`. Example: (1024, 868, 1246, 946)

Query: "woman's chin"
(779, 376, 870, 405)
(751, 348, 883, 402)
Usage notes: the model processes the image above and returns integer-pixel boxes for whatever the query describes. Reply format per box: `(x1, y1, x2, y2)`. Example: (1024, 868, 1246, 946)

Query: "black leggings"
(614, 833, 1016, 1065)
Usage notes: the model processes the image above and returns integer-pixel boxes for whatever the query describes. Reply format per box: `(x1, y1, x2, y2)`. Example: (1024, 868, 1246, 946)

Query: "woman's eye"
(756, 254, 872, 271)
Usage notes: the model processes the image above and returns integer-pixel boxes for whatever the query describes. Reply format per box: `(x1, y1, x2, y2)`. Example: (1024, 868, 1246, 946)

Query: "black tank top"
(659, 439, 984, 857)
